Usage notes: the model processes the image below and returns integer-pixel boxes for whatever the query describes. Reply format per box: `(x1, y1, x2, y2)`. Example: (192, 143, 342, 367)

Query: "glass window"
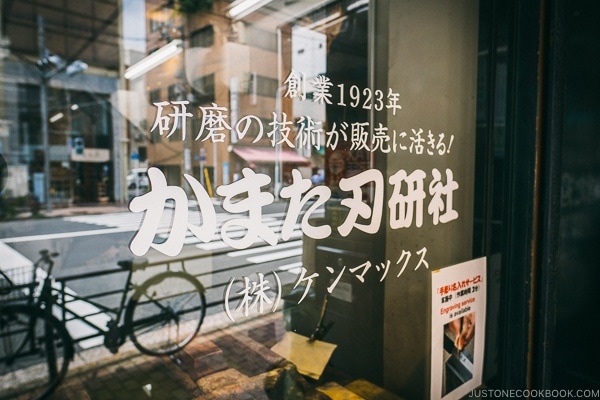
(2, 0, 587, 398)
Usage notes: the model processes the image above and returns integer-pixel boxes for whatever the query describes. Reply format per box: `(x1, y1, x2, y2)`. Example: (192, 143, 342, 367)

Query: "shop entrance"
(73, 162, 111, 203)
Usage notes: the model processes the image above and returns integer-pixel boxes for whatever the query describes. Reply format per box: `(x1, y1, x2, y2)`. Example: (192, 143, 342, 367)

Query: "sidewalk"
(11, 196, 282, 220)
(24, 203, 130, 219)
(12, 311, 405, 400)
(50, 312, 323, 400)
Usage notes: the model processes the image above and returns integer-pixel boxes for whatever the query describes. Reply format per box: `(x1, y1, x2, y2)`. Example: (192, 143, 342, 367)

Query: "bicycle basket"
(0, 264, 37, 303)
(0, 270, 12, 295)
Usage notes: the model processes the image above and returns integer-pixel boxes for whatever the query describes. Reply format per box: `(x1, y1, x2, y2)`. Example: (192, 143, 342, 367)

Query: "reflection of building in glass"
(136, 0, 304, 192)
(0, 0, 369, 206)
(132, 1, 366, 195)
(0, 1, 121, 206)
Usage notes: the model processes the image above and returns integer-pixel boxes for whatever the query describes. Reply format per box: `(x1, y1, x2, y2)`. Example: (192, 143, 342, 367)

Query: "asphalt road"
(0, 200, 313, 347)
(0, 199, 292, 271)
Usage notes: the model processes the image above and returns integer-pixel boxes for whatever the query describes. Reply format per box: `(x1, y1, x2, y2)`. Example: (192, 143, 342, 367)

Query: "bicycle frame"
(0, 252, 74, 400)
(1, 250, 205, 399)
(34, 252, 140, 352)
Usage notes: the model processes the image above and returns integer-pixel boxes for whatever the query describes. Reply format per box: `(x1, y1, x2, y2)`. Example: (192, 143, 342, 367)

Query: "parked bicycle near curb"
(0, 249, 206, 400)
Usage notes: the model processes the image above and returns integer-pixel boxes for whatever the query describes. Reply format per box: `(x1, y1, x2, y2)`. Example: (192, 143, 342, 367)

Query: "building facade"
(0, 0, 123, 208)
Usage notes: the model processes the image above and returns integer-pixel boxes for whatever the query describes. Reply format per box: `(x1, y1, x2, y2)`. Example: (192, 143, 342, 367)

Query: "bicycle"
(0, 249, 206, 400)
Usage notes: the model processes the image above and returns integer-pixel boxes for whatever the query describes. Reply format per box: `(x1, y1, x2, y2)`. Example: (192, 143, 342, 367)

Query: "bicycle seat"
(117, 258, 149, 271)
(117, 260, 133, 270)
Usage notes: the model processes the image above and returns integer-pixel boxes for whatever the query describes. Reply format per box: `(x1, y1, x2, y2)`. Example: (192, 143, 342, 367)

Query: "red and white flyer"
(431, 257, 486, 400)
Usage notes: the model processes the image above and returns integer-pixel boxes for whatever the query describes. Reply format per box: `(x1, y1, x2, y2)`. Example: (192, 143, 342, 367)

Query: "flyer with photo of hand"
(431, 258, 486, 400)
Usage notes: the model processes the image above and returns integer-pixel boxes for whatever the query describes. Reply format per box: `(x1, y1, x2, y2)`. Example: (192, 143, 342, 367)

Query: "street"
(0, 200, 318, 349)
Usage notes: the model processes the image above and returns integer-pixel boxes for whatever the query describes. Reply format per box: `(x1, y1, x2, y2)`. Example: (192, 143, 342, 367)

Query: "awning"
(232, 147, 310, 165)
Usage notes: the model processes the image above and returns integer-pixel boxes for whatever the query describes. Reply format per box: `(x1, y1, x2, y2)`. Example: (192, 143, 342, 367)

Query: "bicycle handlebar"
(39, 249, 60, 259)
(36, 249, 59, 275)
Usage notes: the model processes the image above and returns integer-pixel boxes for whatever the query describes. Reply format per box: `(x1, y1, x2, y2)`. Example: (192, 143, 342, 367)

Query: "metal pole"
(38, 15, 51, 212)
(274, 87, 283, 200)
(178, 26, 192, 192)
(65, 90, 73, 204)
(199, 147, 205, 186)
(275, 28, 283, 201)
(212, 140, 217, 190)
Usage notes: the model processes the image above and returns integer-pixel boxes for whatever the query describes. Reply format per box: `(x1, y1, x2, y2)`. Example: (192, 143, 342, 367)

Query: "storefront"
(0, 0, 598, 399)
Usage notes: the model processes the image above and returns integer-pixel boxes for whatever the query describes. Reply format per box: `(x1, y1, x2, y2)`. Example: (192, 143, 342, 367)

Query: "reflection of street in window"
(0, 250, 206, 399)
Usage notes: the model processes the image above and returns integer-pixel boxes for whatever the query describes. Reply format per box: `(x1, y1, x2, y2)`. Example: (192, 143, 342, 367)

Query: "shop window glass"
(0, 1, 537, 399)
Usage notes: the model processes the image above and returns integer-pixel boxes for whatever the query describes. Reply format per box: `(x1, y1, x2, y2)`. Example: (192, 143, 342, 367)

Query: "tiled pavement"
(12, 311, 405, 400)
(44, 312, 326, 400)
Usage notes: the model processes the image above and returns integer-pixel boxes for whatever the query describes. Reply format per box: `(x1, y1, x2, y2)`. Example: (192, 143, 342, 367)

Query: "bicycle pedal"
(169, 354, 182, 364)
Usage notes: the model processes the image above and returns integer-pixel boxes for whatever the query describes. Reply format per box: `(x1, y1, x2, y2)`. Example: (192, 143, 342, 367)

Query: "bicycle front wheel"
(125, 271, 206, 356)
(0, 304, 73, 400)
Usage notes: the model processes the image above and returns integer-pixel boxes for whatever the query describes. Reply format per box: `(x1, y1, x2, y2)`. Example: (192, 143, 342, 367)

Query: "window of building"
(190, 25, 214, 48)
(192, 74, 215, 104)
(242, 24, 277, 52)
(248, 73, 279, 98)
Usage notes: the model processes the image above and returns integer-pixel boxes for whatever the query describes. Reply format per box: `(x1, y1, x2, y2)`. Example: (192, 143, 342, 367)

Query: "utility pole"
(38, 15, 51, 212)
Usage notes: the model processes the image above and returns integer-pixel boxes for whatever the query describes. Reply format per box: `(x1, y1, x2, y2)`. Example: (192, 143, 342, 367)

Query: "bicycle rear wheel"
(0, 304, 73, 400)
(125, 271, 206, 356)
